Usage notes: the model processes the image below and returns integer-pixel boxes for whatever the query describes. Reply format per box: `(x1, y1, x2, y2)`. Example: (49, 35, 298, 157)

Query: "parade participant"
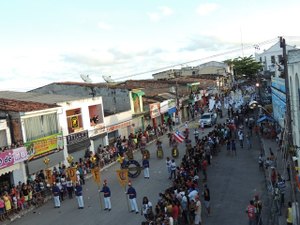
(126, 181, 139, 214)
(52, 182, 61, 208)
(141, 196, 153, 221)
(253, 194, 262, 225)
(100, 180, 111, 211)
(166, 157, 172, 178)
(142, 155, 150, 179)
(245, 200, 256, 225)
(66, 177, 74, 199)
(74, 182, 84, 209)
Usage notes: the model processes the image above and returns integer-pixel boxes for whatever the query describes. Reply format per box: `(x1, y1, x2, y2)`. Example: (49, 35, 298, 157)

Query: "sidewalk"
(260, 137, 300, 225)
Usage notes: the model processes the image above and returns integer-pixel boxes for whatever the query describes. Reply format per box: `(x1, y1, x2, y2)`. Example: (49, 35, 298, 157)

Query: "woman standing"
(141, 196, 153, 221)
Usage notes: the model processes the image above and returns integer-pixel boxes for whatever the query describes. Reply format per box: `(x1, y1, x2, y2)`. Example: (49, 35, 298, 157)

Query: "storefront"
(66, 130, 91, 163)
(106, 120, 132, 143)
(89, 124, 107, 152)
(149, 103, 161, 128)
(25, 133, 64, 175)
(0, 147, 28, 189)
(160, 100, 169, 124)
(168, 99, 177, 122)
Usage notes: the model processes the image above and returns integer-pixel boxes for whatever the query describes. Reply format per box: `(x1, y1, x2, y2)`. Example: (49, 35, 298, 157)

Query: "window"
(88, 104, 103, 126)
(66, 108, 83, 133)
(23, 113, 59, 141)
(271, 56, 275, 64)
(278, 55, 283, 64)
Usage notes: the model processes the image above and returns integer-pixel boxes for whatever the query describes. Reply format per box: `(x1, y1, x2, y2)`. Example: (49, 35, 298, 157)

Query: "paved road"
(9, 115, 266, 225)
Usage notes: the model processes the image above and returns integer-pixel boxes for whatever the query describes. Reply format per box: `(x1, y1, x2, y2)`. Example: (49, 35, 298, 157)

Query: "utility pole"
(280, 36, 299, 225)
(175, 81, 180, 124)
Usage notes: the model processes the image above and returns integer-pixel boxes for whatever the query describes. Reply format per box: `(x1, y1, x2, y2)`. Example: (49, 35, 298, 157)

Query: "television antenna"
(80, 74, 93, 83)
(102, 75, 116, 83)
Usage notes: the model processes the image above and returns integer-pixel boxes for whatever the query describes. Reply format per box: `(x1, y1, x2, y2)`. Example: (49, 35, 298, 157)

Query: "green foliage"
(224, 55, 262, 80)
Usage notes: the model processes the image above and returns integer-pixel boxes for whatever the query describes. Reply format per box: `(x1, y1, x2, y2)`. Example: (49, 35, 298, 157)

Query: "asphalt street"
(8, 115, 266, 225)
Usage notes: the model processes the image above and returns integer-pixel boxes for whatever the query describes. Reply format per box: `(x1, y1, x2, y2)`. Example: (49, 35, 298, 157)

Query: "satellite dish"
(102, 75, 115, 83)
(80, 74, 93, 83)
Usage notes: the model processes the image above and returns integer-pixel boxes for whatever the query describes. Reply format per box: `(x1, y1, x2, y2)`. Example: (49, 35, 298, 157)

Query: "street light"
(248, 100, 272, 115)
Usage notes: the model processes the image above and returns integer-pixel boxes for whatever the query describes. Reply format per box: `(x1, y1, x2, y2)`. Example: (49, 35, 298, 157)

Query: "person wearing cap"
(100, 180, 111, 211)
(74, 182, 84, 209)
(52, 182, 61, 208)
(142, 156, 150, 179)
(126, 181, 139, 214)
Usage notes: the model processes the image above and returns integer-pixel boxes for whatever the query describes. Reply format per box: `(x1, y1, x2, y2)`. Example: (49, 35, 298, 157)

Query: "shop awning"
(132, 90, 145, 96)
(257, 115, 275, 123)
(0, 163, 20, 176)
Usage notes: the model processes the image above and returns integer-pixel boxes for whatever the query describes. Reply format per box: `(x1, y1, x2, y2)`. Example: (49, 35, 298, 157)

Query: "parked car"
(199, 112, 217, 127)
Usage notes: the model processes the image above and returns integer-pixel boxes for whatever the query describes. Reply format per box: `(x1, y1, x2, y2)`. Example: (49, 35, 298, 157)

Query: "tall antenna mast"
(240, 26, 244, 57)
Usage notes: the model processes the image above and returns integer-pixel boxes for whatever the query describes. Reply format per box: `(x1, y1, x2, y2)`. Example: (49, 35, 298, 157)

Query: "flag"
(116, 169, 129, 187)
(91, 166, 101, 185)
(173, 131, 184, 143)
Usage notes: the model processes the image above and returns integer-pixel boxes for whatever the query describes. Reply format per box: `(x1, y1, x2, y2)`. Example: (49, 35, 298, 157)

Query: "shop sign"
(0, 150, 14, 169)
(25, 133, 64, 161)
(168, 99, 176, 109)
(13, 147, 28, 164)
(150, 103, 160, 119)
(66, 130, 89, 145)
(160, 100, 169, 114)
(90, 124, 106, 137)
(107, 121, 131, 132)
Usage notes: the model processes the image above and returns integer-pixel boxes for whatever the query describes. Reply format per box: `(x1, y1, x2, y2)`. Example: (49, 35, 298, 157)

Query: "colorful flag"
(116, 169, 129, 187)
(173, 131, 184, 143)
(91, 166, 101, 185)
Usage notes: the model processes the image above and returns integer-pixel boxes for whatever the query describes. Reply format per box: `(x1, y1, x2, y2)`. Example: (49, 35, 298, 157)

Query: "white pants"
(129, 198, 139, 212)
(144, 167, 150, 178)
(53, 196, 60, 207)
(104, 197, 111, 209)
(76, 195, 84, 208)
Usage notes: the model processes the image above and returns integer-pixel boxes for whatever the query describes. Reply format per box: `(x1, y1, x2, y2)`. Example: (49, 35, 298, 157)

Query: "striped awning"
(0, 163, 20, 176)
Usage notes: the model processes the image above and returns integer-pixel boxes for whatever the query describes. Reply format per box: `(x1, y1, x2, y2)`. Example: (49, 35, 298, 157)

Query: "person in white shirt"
(194, 195, 202, 225)
(166, 157, 172, 178)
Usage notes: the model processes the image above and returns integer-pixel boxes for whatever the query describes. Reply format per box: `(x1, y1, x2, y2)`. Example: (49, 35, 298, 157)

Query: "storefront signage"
(160, 100, 169, 114)
(25, 133, 64, 161)
(150, 103, 160, 119)
(107, 121, 132, 132)
(90, 124, 106, 137)
(13, 147, 28, 164)
(0, 150, 14, 169)
(66, 130, 89, 145)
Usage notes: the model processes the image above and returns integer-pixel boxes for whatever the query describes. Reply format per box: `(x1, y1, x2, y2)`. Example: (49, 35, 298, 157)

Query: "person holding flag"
(100, 179, 111, 211)
(126, 181, 139, 214)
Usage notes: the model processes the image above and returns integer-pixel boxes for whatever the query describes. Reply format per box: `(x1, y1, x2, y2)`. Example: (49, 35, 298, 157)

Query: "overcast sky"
(1, 0, 300, 91)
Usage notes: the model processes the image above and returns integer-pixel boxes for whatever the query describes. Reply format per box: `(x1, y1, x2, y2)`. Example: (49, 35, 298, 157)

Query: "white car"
(199, 112, 217, 127)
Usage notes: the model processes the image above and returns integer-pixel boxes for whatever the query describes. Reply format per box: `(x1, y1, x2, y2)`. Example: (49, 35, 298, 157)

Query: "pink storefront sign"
(13, 147, 28, 164)
(0, 150, 14, 169)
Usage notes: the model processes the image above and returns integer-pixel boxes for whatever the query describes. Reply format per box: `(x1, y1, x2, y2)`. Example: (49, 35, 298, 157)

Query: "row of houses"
(0, 77, 218, 188)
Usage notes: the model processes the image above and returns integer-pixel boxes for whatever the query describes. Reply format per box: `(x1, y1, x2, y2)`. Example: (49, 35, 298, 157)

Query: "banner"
(66, 167, 77, 183)
(0, 150, 14, 169)
(24, 133, 64, 161)
(45, 169, 53, 185)
(13, 147, 28, 164)
(91, 167, 101, 185)
(116, 169, 128, 187)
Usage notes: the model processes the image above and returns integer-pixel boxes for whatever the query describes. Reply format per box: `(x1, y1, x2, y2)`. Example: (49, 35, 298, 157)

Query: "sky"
(1, 0, 300, 91)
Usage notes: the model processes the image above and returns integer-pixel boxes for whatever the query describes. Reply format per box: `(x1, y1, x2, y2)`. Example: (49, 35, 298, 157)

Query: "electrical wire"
(113, 37, 279, 81)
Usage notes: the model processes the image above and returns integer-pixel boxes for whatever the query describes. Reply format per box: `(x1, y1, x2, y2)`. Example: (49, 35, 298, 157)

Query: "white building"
(255, 41, 298, 77)
(288, 49, 300, 162)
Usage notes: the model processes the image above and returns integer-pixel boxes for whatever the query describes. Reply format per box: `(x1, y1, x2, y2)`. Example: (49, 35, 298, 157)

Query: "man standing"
(100, 180, 111, 211)
(246, 200, 256, 225)
(203, 184, 211, 216)
(126, 181, 139, 214)
(194, 195, 202, 225)
(169, 159, 177, 180)
(142, 156, 150, 179)
(52, 182, 61, 208)
(74, 182, 84, 209)
(166, 157, 172, 178)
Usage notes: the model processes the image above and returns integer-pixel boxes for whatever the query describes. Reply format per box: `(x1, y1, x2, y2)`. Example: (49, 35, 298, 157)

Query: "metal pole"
(280, 36, 299, 225)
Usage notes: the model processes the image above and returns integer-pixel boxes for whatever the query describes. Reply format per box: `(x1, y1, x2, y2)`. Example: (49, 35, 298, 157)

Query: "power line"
(114, 38, 278, 81)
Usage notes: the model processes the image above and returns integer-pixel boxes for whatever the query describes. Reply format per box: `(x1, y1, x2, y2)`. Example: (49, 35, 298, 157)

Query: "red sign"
(0, 150, 14, 169)
(107, 121, 131, 132)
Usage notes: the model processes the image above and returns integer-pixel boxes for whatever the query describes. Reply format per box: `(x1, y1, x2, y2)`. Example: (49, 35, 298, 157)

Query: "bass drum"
(122, 160, 142, 178)
(172, 147, 179, 158)
(156, 147, 164, 159)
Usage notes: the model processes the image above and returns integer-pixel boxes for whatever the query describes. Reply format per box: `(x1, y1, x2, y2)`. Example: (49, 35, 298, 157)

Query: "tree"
(224, 55, 263, 80)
